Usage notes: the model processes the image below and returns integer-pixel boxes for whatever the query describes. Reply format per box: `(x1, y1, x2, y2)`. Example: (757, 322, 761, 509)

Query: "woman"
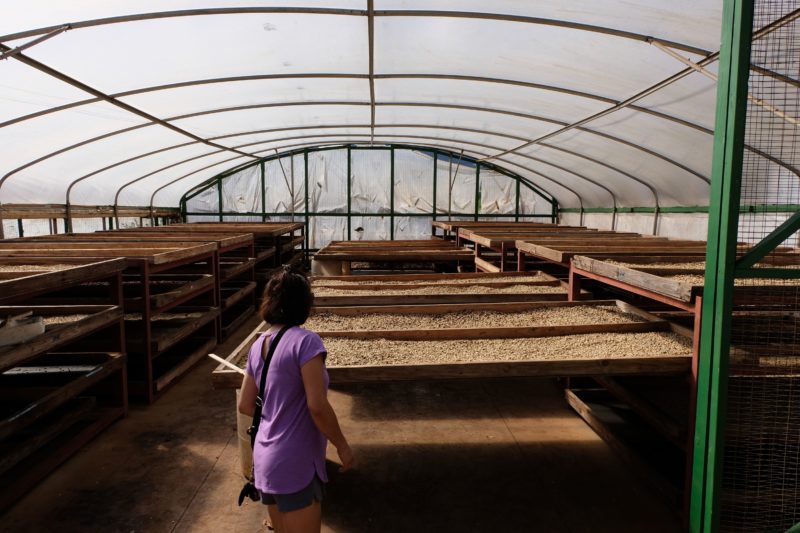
(239, 266, 354, 533)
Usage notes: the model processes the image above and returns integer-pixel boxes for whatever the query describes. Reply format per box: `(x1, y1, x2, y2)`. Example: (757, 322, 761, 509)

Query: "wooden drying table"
(314, 239, 474, 274)
(150, 221, 304, 267)
(211, 299, 691, 387)
(458, 227, 639, 272)
(431, 220, 561, 240)
(86, 231, 257, 339)
(0, 242, 221, 403)
(0, 260, 127, 512)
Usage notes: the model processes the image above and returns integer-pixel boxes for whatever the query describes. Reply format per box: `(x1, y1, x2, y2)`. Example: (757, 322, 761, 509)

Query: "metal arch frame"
(5, 70, 796, 183)
(9, 71, 800, 187)
(148, 134, 575, 212)
(535, 143, 662, 233)
(121, 131, 598, 214)
(160, 136, 583, 214)
(171, 141, 568, 223)
(12, 97, 704, 214)
(176, 140, 566, 217)
(1, 9, 797, 199)
(0, 43, 261, 165)
(0, 8, 712, 55)
(5, 93, 720, 204)
(63, 120, 654, 219)
(102, 123, 616, 213)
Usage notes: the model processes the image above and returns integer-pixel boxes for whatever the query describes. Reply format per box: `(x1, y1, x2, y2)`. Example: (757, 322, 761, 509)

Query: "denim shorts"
(260, 475, 326, 513)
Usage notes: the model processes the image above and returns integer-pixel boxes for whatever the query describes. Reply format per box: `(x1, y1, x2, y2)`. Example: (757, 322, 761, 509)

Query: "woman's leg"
(267, 504, 284, 532)
(280, 500, 321, 533)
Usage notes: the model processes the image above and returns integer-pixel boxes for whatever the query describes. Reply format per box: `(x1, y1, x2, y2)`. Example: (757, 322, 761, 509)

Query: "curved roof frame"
(0, 8, 713, 55)
(0, 74, 720, 179)
(173, 141, 576, 217)
(1, 5, 797, 212)
(110, 124, 620, 209)
(152, 134, 590, 212)
(0, 89, 720, 204)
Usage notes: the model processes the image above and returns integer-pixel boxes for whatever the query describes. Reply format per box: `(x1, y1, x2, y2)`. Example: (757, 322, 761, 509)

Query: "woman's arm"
(301, 354, 355, 472)
(238, 373, 258, 417)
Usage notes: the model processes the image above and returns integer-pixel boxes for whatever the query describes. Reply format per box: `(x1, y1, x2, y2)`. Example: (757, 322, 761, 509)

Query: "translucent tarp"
(5, 1, 794, 218)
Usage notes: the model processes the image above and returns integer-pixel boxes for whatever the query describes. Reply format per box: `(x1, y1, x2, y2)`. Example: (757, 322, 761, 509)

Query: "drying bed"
(212, 300, 691, 387)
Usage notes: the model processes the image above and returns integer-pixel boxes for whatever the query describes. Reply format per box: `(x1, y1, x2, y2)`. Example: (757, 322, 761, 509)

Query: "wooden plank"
(222, 307, 256, 339)
(154, 337, 217, 392)
(149, 307, 220, 353)
(27, 233, 253, 248)
(211, 326, 263, 389)
(314, 299, 619, 315)
(327, 356, 691, 384)
(594, 376, 687, 449)
(0, 244, 217, 265)
(0, 258, 127, 304)
(565, 389, 682, 508)
(311, 271, 557, 283)
(474, 256, 501, 273)
(318, 321, 670, 341)
(0, 353, 124, 441)
(312, 280, 560, 291)
(146, 274, 215, 310)
(573, 255, 694, 302)
(221, 258, 256, 280)
(222, 281, 257, 309)
(0, 406, 124, 513)
(0, 203, 179, 219)
(314, 293, 567, 306)
(0, 241, 204, 250)
(0, 397, 96, 477)
(314, 251, 474, 261)
(0, 307, 122, 373)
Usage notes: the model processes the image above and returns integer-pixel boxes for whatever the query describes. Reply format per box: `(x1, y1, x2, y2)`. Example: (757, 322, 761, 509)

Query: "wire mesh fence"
(723, 2, 800, 530)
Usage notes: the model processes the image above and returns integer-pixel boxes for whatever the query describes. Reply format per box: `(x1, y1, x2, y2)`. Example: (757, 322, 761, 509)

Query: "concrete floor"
(2, 318, 681, 533)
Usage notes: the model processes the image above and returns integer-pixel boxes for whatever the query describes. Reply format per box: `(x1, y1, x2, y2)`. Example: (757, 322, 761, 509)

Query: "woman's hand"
(336, 442, 355, 472)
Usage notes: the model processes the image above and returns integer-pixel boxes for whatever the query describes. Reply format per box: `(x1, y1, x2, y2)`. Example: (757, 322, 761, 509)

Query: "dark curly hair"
(259, 266, 314, 326)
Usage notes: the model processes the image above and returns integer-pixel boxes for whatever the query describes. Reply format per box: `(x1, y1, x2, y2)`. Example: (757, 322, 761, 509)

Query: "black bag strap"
(249, 325, 290, 449)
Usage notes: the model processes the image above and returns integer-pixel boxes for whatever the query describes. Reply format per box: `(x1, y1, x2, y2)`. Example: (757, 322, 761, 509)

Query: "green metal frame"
(559, 204, 800, 214)
(690, 0, 754, 531)
(179, 143, 558, 238)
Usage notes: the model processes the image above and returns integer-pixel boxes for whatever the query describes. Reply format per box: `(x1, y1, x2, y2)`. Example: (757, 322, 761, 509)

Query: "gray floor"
(2, 318, 681, 532)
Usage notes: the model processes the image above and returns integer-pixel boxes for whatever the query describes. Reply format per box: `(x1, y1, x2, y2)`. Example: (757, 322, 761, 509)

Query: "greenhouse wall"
(182, 145, 555, 248)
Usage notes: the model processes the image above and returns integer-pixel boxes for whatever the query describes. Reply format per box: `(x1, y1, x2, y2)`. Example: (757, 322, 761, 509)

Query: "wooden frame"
(0, 242, 221, 403)
(0, 260, 127, 512)
(212, 299, 692, 388)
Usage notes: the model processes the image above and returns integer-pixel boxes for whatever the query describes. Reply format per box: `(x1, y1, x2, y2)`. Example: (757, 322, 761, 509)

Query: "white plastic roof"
(0, 1, 792, 210)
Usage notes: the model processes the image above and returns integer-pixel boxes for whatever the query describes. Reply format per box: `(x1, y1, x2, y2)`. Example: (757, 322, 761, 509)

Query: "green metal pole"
(304, 149, 310, 253)
(432, 150, 438, 221)
(690, 0, 753, 531)
(390, 147, 395, 240)
(515, 175, 521, 222)
(260, 161, 266, 222)
(347, 146, 352, 240)
(474, 164, 481, 221)
(217, 177, 223, 222)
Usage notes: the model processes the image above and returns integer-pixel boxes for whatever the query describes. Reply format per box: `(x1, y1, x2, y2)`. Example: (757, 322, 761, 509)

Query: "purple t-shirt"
(246, 326, 329, 494)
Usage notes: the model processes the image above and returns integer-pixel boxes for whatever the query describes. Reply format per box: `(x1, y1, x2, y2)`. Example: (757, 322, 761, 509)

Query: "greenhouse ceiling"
(0, 1, 796, 211)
